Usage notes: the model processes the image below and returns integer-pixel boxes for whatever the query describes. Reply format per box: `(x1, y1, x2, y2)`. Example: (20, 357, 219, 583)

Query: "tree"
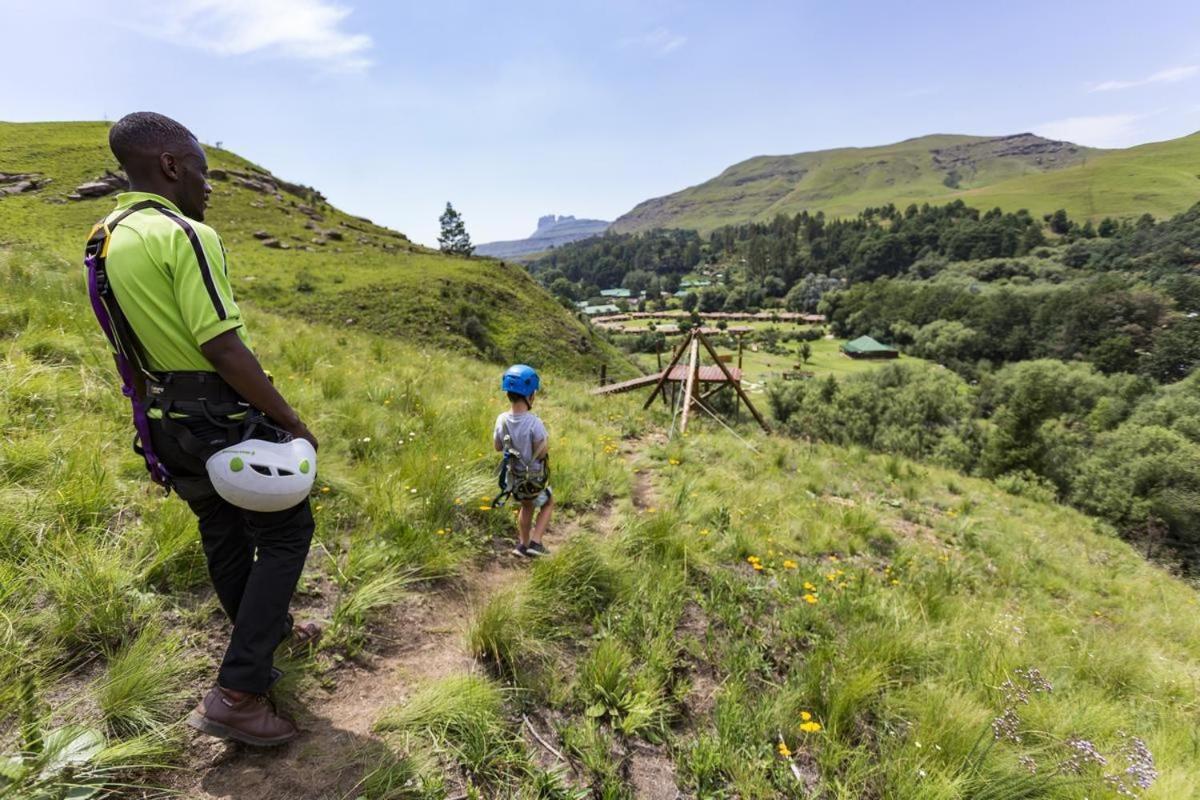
(438, 202, 474, 256)
(1048, 209, 1072, 235)
(681, 292, 698, 312)
(800, 341, 812, 364)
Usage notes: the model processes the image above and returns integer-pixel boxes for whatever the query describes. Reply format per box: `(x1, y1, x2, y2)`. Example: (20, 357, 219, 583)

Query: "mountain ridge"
(612, 130, 1200, 233)
(475, 213, 610, 259)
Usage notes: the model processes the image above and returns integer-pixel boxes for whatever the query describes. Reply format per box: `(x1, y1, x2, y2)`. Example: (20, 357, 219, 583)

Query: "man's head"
(109, 112, 210, 221)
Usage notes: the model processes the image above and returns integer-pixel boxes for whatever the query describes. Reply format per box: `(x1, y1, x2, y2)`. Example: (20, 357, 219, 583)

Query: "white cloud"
(141, 0, 372, 71)
(1090, 65, 1198, 92)
(620, 27, 688, 56)
(1033, 113, 1143, 148)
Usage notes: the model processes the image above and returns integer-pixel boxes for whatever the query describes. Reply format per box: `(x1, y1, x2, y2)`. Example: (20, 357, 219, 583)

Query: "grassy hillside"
(0, 121, 631, 380)
(612, 131, 1200, 233)
(3, 240, 1200, 798)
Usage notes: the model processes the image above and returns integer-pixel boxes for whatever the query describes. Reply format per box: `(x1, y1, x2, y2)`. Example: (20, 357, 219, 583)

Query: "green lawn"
(634, 336, 919, 390)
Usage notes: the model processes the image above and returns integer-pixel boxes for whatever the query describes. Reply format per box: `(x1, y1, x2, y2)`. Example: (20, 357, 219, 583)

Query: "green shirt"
(96, 192, 247, 372)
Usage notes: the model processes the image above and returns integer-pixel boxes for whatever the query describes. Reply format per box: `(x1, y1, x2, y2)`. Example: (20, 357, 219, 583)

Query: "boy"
(495, 364, 554, 557)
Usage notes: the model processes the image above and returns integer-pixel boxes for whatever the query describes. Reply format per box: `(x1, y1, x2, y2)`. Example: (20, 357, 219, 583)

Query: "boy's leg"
(531, 493, 554, 543)
(517, 501, 534, 546)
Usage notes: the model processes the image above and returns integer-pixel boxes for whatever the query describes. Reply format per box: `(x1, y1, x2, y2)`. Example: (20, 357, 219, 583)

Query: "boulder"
(252, 230, 272, 240)
(233, 175, 276, 194)
(261, 238, 289, 249)
(0, 172, 50, 197)
(208, 168, 229, 180)
(67, 170, 128, 200)
(324, 230, 344, 241)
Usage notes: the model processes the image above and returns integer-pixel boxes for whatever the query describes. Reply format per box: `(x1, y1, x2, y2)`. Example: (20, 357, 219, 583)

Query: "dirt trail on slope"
(173, 436, 651, 800)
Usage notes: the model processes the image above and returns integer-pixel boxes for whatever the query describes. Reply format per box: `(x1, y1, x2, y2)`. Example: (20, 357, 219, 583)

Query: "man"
(89, 112, 319, 746)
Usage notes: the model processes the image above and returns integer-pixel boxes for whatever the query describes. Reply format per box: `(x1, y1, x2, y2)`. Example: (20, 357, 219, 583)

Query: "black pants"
(149, 415, 314, 694)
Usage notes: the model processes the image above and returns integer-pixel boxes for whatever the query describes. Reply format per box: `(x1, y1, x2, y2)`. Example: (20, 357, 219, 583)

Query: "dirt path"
(174, 437, 651, 800)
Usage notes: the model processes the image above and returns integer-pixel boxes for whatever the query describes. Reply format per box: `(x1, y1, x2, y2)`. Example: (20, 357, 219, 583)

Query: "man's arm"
(200, 330, 317, 450)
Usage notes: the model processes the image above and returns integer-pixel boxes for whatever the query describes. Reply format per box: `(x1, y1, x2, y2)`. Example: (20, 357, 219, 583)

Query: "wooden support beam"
(697, 330, 771, 433)
(678, 335, 701, 434)
(643, 335, 690, 410)
(736, 334, 744, 420)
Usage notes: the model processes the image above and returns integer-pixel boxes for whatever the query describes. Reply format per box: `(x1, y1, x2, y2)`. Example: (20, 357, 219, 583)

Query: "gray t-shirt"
(494, 411, 548, 467)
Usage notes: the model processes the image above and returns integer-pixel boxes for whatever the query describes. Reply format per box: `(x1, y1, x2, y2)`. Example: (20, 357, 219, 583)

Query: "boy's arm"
(533, 437, 549, 460)
(493, 420, 504, 452)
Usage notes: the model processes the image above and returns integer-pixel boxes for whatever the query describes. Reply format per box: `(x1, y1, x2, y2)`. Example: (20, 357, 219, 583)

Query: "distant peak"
(537, 214, 577, 230)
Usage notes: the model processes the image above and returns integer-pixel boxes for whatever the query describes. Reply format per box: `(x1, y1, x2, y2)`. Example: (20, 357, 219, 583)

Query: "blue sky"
(3, 0, 1199, 245)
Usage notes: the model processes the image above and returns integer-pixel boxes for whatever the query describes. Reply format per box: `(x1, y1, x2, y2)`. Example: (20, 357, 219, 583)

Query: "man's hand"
(200, 330, 317, 450)
(287, 419, 319, 452)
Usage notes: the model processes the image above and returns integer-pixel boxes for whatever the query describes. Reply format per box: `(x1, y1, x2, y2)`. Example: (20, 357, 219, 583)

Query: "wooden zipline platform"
(592, 328, 770, 435)
(591, 364, 744, 396)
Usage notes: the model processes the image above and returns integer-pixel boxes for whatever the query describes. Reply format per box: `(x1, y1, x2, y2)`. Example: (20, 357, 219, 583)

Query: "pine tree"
(438, 202, 474, 256)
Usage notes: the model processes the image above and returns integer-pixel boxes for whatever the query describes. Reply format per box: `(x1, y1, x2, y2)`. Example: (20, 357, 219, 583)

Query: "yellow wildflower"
(777, 741, 792, 758)
(803, 593, 818, 604)
(321, 486, 331, 494)
(783, 560, 797, 569)
(800, 721, 823, 733)
(800, 711, 812, 721)
(753, 563, 764, 572)
(803, 581, 816, 591)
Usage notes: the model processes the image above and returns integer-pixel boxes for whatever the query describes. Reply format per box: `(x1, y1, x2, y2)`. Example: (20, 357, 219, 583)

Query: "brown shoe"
(186, 686, 299, 746)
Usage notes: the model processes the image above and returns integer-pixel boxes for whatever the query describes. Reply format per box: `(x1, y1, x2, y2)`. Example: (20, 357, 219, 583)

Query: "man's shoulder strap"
(88, 199, 168, 246)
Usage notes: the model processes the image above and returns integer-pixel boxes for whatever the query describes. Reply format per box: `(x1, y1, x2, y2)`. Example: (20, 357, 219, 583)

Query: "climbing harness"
(85, 202, 307, 503)
(491, 417, 549, 509)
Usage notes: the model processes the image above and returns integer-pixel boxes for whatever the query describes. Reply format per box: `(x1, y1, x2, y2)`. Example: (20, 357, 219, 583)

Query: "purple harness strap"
(85, 203, 173, 488)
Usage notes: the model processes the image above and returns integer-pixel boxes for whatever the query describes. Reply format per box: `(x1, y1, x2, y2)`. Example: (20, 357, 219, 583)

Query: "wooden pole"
(643, 334, 690, 410)
(735, 334, 744, 420)
(697, 330, 771, 433)
(656, 339, 663, 371)
(599, 364, 607, 387)
(678, 334, 701, 434)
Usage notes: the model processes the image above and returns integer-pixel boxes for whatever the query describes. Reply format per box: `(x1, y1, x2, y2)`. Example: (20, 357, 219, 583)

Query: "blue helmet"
(502, 364, 540, 397)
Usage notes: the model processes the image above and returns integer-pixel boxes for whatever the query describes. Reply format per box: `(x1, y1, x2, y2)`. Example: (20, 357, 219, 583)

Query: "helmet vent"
(277, 468, 295, 476)
(251, 464, 272, 476)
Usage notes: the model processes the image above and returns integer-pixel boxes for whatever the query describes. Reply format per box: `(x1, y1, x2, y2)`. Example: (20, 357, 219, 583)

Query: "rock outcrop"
(67, 171, 128, 200)
(208, 167, 327, 204)
(0, 172, 50, 196)
(476, 214, 610, 259)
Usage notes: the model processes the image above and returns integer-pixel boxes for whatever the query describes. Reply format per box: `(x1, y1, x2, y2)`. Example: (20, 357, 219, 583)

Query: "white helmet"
(206, 439, 316, 512)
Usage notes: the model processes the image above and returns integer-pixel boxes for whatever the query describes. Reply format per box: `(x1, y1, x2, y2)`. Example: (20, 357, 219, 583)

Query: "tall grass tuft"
(96, 624, 195, 738)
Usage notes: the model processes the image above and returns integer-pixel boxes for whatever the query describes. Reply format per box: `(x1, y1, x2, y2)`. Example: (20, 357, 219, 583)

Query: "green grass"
(3, 122, 1200, 797)
(0, 120, 633, 380)
(612, 130, 1200, 233)
(0, 240, 641, 796)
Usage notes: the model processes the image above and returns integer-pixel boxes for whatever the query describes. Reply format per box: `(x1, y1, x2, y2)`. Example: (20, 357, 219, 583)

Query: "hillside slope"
(3, 242, 1199, 798)
(613, 131, 1200, 233)
(0, 121, 631, 379)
